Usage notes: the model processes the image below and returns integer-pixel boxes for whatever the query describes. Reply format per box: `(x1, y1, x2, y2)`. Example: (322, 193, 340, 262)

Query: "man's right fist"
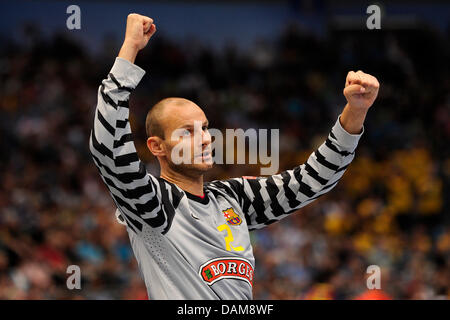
(123, 13, 156, 51)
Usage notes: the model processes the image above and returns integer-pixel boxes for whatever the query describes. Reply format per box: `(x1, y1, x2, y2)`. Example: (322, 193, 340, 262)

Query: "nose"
(202, 128, 211, 147)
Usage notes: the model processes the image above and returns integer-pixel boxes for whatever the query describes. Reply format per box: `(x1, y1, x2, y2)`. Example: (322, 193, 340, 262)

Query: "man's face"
(160, 101, 213, 176)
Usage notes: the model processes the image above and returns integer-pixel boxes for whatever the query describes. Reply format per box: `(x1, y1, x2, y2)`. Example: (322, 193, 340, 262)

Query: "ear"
(147, 136, 166, 157)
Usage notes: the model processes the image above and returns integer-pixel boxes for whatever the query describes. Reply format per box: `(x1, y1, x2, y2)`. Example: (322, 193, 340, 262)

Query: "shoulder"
(205, 176, 261, 200)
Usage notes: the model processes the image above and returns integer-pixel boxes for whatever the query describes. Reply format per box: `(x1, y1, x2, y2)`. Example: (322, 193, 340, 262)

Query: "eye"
(202, 125, 209, 131)
(182, 129, 191, 136)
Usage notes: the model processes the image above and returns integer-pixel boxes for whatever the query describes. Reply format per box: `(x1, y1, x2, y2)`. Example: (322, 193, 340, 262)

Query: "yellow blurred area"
(437, 231, 450, 253)
(342, 147, 442, 217)
(324, 209, 354, 236)
(353, 232, 373, 254)
(304, 283, 334, 300)
(317, 146, 443, 248)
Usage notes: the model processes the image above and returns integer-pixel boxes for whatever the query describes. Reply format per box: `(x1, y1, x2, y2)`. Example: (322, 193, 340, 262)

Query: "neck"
(160, 167, 204, 197)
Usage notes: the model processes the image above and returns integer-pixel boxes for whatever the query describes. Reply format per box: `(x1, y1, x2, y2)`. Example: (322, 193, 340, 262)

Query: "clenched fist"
(343, 70, 380, 110)
(124, 13, 156, 50)
(119, 13, 156, 63)
(340, 71, 380, 134)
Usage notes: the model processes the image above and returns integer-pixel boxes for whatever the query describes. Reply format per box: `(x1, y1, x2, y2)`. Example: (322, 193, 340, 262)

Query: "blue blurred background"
(0, 0, 449, 299)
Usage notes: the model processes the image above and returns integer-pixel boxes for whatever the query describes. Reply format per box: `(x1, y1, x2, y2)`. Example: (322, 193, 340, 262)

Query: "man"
(89, 14, 379, 299)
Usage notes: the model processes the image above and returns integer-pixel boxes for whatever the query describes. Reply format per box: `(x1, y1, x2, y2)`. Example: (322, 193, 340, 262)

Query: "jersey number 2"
(217, 224, 244, 252)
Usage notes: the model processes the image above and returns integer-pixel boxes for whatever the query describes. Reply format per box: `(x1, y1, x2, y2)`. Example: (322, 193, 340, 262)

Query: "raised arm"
(89, 14, 176, 234)
(211, 71, 380, 230)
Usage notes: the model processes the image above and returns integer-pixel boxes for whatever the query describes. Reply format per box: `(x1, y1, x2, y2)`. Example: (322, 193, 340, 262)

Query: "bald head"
(146, 97, 200, 139)
(145, 97, 212, 176)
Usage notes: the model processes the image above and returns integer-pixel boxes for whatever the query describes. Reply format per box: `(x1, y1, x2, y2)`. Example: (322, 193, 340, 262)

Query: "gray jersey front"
(89, 58, 363, 299)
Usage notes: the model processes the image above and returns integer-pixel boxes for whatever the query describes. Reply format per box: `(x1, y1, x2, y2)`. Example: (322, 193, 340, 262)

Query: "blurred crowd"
(0, 21, 449, 299)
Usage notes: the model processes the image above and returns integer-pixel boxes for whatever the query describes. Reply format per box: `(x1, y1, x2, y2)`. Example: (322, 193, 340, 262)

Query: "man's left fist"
(343, 70, 380, 110)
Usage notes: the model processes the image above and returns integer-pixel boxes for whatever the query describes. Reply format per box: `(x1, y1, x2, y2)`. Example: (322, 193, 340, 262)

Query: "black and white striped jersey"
(89, 57, 363, 299)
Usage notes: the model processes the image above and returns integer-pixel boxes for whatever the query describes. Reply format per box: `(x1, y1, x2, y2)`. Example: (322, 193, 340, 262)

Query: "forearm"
(94, 57, 145, 139)
(118, 41, 140, 64)
(339, 103, 368, 134)
(237, 115, 363, 231)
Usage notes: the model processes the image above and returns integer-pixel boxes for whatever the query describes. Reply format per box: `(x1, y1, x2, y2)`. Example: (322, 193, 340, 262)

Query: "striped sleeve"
(211, 116, 363, 231)
(89, 57, 180, 235)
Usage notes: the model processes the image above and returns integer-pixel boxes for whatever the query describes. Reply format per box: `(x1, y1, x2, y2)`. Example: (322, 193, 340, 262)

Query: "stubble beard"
(167, 159, 213, 180)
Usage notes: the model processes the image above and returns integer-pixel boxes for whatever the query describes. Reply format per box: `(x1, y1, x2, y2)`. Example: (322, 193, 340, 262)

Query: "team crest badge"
(222, 208, 242, 226)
